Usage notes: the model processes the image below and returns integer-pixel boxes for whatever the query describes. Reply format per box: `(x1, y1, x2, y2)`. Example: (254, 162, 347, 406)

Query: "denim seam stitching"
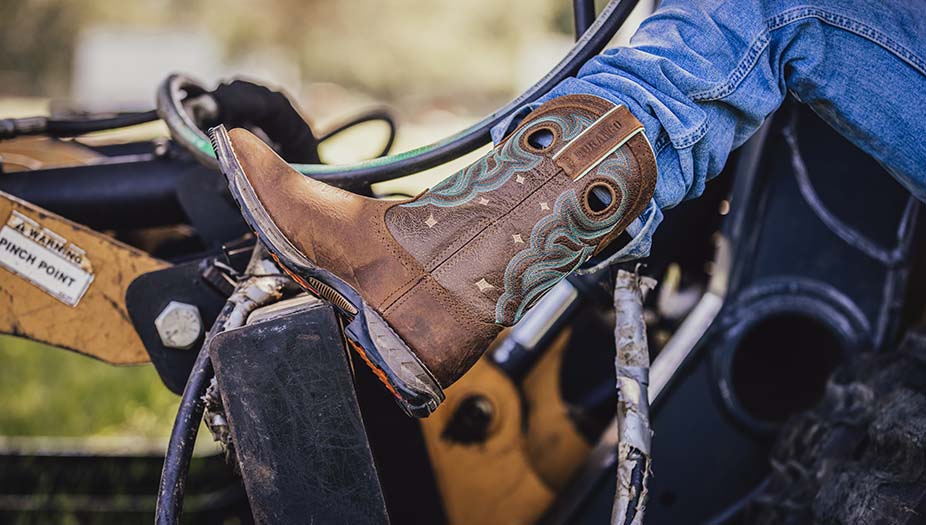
(689, 6, 926, 105)
(688, 33, 770, 103)
(674, 115, 711, 149)
(653, 133, 672, 154)
(778, 8, 926, 77)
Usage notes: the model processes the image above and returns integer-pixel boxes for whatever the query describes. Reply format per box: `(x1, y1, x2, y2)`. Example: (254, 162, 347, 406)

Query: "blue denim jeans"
(493, 0, 926, 264)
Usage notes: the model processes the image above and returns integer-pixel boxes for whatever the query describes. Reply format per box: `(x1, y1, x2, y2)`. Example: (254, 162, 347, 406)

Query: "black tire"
(747, 326, 926, 525)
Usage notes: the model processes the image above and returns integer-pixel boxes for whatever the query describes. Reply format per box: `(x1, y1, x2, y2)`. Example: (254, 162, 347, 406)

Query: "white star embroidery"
(512, 234, 524, 244)
(515, 174, 525, 184)
(540, 202, 550, 211)
(425, 214, 437, 228)
(479, 197, 490, 206)
(475, 278, 495, 293)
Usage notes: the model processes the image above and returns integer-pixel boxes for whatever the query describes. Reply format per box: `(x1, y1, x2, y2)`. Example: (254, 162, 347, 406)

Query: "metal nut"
(154, 301, 203, 350)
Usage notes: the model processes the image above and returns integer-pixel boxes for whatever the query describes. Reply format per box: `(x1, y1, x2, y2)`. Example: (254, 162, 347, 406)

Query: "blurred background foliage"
(0, 337, 179, 438)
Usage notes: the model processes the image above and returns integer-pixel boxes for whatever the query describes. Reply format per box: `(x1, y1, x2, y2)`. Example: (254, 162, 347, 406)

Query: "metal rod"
(648, 290, 723, 400)
(543, 240, 730, 525)
(0, 110, 158, 140)
(0, 158, 192, 230)
(491, 279, 581, 379)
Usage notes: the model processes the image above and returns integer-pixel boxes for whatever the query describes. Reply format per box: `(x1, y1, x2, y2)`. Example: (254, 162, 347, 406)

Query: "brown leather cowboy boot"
(211, 94, 657, 417)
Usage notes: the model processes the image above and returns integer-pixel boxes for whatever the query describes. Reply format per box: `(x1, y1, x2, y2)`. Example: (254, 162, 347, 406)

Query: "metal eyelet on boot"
(526, 127, 556, 151)
(583, 180, 621, 216)
(521, 124, 561, 153)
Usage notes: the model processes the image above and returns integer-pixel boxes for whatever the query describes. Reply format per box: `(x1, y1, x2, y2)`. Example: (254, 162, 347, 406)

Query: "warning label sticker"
(0, 211, 94, 306)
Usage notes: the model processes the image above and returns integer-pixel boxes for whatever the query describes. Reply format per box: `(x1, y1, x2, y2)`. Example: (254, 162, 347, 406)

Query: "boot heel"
(344, 306, 444, 418)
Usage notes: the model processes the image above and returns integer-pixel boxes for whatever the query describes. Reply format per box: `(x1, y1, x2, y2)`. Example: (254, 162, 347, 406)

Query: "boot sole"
(210, 125, 444, 417)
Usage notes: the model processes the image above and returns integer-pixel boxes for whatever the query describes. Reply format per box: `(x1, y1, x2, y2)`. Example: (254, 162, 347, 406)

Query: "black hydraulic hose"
(157, 246, 290, 524)
(304, 0, 640, 187)
(573, 0, 597, 39)
(46, 110, 159, 136)
(154, 302, 228, 524)
(160, 0, 638, 187)
(317, 109, 398, 158)
(0, 158, 188, 230)
(0, 110, 159, 139)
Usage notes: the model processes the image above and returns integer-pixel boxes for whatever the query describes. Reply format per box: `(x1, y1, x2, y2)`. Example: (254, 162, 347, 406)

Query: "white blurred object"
(71, 27, 302, 112)
(224, 47, 303, 97)
(72, 27, 222, 111)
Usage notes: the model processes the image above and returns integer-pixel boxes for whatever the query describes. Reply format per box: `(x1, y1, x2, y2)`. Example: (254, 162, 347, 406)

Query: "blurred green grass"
(0, 335, 179, 438)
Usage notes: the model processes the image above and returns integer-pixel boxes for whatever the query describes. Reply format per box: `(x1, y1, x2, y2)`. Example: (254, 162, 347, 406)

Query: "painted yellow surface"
(420, 329, 590, 524)
(523, 329, 592, 491)
(0, 192, 167, 364)
(0, 136, 103, 172)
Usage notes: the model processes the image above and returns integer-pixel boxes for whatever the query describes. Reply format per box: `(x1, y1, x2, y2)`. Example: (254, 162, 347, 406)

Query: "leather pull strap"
(553, 104, 645, 181)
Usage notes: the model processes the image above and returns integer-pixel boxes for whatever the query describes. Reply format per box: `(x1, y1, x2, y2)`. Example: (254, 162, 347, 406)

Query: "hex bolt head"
(154, 301, 203, 350)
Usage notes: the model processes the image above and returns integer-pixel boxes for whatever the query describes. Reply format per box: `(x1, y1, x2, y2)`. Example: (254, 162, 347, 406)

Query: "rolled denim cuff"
(578, 199, 662, 272)
(490, 103, 540, 144)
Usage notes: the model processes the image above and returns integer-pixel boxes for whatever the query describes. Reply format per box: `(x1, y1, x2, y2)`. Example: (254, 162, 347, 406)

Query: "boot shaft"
(385, 95, 656, 327)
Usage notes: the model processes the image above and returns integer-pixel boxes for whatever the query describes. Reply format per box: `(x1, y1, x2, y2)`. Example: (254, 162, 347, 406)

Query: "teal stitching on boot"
(495, 151, 632, 324)
(402, 113, 592, 209)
